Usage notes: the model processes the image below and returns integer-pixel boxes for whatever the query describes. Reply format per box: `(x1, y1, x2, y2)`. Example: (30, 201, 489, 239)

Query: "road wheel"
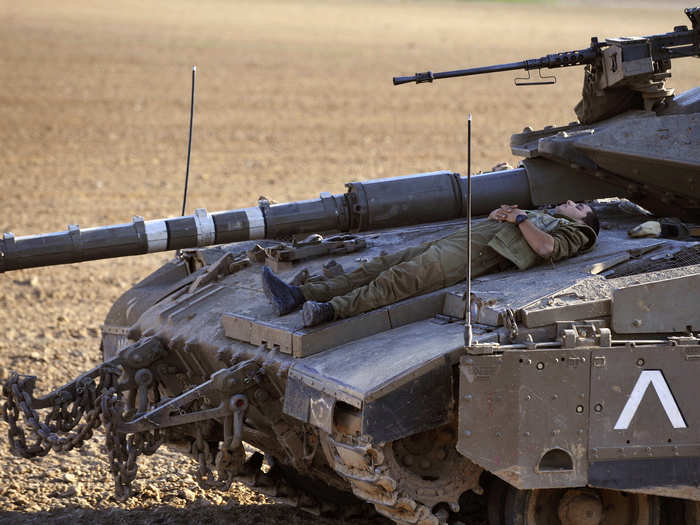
(503, 486, 660, 525)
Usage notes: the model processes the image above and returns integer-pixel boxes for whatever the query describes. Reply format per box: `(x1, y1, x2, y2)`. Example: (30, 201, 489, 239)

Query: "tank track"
(320, 427, 483, 525)
(230, 450, 383, 521)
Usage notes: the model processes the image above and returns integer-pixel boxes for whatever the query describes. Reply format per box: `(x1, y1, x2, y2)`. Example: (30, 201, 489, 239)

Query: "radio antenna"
(181, 65, 196, 217)
(465, 113, 473, 347)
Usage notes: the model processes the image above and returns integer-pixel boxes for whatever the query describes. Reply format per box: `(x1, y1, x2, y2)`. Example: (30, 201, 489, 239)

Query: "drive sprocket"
(322, 423, 483, 525)
(382, 424, 482, 511)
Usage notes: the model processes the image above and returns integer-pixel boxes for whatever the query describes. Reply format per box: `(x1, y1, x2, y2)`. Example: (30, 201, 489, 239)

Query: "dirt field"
(1, 1, 698, 523)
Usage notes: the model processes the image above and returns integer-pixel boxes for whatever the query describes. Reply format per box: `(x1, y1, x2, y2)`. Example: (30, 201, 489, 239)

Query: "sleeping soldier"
(262, 200, 599, 327)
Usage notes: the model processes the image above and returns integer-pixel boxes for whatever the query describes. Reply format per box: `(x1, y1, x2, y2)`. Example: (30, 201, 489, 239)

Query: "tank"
(3, 8, 700, 525)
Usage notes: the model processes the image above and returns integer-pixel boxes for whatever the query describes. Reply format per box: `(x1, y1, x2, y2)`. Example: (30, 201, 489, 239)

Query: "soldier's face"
(554, 200, 591, 221)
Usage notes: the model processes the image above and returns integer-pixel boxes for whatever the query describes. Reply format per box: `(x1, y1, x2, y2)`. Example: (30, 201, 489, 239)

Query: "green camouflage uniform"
(300, 211, 597, 319)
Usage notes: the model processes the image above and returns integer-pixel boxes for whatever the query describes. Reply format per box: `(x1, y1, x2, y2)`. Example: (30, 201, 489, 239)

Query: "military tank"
(2, 7, 700, 525)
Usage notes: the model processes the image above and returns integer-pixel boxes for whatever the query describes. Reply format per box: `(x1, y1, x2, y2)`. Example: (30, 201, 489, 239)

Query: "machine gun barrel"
(393, 46, 598, 85)
(0, 168, 533, 273)
(393, 61, 528, 85)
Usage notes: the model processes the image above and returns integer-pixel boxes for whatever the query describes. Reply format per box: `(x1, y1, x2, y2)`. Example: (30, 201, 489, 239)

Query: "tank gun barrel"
(0, 168, 533, 273)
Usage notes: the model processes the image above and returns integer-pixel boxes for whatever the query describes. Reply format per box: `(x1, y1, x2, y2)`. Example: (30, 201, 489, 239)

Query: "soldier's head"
(554, 200, 599, 235)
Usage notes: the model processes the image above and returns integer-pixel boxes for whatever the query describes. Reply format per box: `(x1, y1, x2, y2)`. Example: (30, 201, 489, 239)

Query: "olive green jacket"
(486, 210, 597, 270)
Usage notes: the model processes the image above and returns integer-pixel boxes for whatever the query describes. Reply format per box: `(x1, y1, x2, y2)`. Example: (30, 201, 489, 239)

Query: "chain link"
(192, 424, 220, 489)
(101, 384, 164, 500)
(3, 360, 246, 500)
(2, 364, 120, 459)
(190, 423, 245, 491)
(1, 362, 166, 501)
(215, 434, 246, 491)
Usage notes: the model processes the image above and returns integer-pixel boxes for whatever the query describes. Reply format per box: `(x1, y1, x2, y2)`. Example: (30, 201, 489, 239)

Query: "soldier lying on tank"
(262, 200, 599, 327)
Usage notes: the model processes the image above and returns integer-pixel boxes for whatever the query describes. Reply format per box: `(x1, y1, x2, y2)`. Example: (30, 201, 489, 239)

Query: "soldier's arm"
(493, 206, 555, 258)
(494, 205, 595, 262)
(517, 218, 555, 258)
(547, 224, 594, 262)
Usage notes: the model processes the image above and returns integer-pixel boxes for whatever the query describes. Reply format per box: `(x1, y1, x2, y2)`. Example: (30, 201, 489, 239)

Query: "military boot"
(302, 301, 335, 327)
(261, 266, 305, 315)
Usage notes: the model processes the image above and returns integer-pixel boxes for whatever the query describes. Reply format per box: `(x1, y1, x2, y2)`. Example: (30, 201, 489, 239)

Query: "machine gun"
(394, 7, 699, 123)
(394, 7, 699, 88)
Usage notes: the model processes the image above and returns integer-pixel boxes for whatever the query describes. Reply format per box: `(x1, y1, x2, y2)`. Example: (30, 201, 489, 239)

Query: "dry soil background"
(0, 1, 698, 524)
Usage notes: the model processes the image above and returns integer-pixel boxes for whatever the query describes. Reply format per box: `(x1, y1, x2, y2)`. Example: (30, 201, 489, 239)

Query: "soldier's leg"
(300, 243, 432, 302)
(262, 241, 435, 316)
(328, 232, 505, 319)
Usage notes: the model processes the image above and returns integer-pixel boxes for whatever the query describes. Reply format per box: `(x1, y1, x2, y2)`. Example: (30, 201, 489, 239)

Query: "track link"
(232, 450, 381, 521)
(320, 427, 483, 525)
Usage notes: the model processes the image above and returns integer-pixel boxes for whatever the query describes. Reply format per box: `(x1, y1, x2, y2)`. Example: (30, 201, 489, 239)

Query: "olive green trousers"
(300, 222, 509, 319)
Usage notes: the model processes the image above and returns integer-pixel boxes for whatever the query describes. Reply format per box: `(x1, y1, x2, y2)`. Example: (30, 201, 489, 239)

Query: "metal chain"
(2, 364, 120, 459)
(102, 386, 136, 500)
(215, 429, 246, 491)
(1, 363, 165, 501)
(192, 424, 221, 489)
(3, 361, 244, 500)
(190, 423, 245, 491)
(101, 384, 164, 500)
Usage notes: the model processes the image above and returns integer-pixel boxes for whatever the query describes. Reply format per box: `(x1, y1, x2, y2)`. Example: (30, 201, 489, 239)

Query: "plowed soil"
(1, 1, 698, 524)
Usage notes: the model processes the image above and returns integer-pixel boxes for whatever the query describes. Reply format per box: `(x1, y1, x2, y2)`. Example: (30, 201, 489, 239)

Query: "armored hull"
(86, 191, 698, 525)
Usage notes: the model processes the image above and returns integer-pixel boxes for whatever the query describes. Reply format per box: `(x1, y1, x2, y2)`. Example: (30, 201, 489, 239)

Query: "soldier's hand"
(490, 204, 524, 223)
(488, 208, 505, 221)
(499, 204, 525, 223)
(488, 205, 514, 222)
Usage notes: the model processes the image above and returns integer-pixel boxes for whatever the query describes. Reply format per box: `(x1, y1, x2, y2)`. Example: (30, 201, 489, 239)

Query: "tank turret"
(395, 6, 700, 220)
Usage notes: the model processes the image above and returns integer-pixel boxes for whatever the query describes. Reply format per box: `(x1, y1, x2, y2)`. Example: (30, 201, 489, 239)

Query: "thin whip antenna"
(181, 65, 196, 217)
(465, 113, 473, 347)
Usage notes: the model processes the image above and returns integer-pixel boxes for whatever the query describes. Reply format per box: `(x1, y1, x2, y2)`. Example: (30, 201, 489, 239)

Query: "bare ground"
(0, 1, 698, 523)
